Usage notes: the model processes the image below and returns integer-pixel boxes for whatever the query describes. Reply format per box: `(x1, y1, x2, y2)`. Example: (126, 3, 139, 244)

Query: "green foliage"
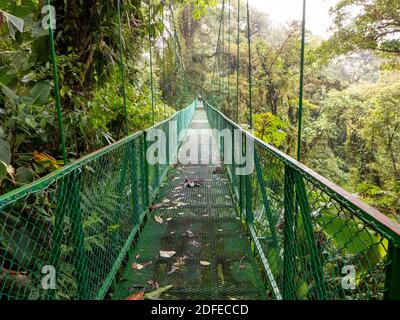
(326, 0, 400, 66)
(254, 112, 289, 148)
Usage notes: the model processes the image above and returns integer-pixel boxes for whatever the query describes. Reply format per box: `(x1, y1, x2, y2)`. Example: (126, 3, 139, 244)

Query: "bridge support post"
(245, 138, 253, 225)
(294, 172, 327, 300)
(384, 242, 400, 300)
(129, 142, 140, 225)
(48, 180, 68, 299)
(283, 166, 296, 300)
(69, 172, 90, 300)
(143, 132, 150, 208)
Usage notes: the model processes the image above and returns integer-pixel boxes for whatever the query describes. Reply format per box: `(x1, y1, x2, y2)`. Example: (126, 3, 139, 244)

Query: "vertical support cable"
(148, 0, 155, 125)
(236, 0, 240, 123)
(162, 7, 166, 118)
(46, 0, 67, 165)
(211, 4, 224, 105)
(227, 0, 231, 117)
(296, 0, 306, 161)
(117, 0, 129, 136)
(218, 0, 225, 99)
(246, 0, 253, 130)
(384, 243, 400, 300)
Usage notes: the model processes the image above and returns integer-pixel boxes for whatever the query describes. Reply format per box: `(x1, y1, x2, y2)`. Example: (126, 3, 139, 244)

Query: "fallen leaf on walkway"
(132, 263, 144, 270)
(190, 240, 201, 247)
(147, 280, 160, 290)
(145, 285, 174, 300)
(160, 250, 176, 258)
(185, 229, 195, 238)
(213, 166, 224, 175)
(126, 291, 145, 300)
(155, 215, 163, 224)
(150, 203, 163, 211)
(167, 265, 178, 275)
(132, 261, 152, 270)
(182, 178, 204, 188)
(174, 200, 186, 206)
(200, 261, 211, 266)
(174, 256, 188, 267)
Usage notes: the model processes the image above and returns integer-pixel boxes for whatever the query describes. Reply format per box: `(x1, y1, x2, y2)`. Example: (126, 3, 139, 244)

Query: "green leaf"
(145, 285, 174, 300)
(0, 83, 21, 105)
(16, 166, 34, 184)
(0, 161, 7, 182)
(23, 80, 51, 106)
(0, 138, 11, 165)
(0, 10, 24, 40)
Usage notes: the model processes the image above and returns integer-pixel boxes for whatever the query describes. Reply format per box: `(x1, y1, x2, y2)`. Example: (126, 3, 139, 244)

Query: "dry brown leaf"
(150, 203, 163, 211)
(147, 280, 160, 290)
(155, 215, 163, 224)
(160, 250, 176, 258)
(126, 291, 145, 300)
(132, 263, 144, 270)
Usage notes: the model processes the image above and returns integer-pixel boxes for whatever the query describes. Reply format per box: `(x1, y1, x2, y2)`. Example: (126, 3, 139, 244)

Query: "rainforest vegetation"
(0, 0, 399, 222)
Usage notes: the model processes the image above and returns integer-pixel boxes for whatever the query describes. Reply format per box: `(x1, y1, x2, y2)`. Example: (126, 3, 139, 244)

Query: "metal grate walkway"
(111, 105, 267, 300)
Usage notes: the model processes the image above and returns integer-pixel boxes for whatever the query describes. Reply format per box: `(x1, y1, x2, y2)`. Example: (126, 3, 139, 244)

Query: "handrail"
(0, 102, 195, 208)
(0, 101, 196, 300)
(204, 99, 400, 300)
(204, 101, 400, 245)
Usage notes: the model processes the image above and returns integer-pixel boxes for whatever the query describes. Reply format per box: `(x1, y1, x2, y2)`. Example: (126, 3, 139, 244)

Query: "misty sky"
(249, 0, 340, 38)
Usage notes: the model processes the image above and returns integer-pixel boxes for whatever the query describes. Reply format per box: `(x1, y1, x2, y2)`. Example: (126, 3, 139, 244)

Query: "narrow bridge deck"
(111, 106, 266, 300)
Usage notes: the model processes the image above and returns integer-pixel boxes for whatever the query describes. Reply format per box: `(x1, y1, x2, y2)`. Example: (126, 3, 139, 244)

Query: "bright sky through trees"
(249, 0, 340, 38)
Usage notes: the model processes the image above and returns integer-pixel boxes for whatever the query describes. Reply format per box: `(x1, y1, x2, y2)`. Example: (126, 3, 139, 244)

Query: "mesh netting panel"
(204, 101, 400, 301)
(112, 106, 267, 300)
(0, 103, 195, 300)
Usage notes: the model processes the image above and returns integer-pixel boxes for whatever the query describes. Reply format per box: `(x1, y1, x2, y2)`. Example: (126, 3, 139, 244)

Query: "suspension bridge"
(0, 0, 400, 301)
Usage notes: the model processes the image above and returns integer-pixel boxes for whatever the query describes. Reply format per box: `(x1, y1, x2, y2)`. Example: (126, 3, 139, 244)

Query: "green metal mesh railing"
(204, 101, 400, 300)
(0, 102, 195, 300)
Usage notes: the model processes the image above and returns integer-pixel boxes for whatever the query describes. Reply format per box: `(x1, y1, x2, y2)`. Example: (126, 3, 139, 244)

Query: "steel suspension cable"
(297, 0, 306, 161)
(236, 0, 240, 123)
(227, 0, 231, 116)
(46, 0, 67, 164)
(148, 0, 155, 125)
(210, 3, 225, 103)
(247, 0, 253, 130)
(246, 0, 253, 129)
(117, 0, 129, 136)
(221, 0, 225, 102)
(162, 8, 166, 118)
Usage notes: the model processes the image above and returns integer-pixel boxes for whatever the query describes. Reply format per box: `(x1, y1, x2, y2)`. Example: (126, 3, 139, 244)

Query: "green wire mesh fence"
(0, 101, 195, 300)
(204, 100, 400, 300)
